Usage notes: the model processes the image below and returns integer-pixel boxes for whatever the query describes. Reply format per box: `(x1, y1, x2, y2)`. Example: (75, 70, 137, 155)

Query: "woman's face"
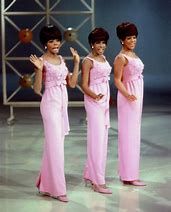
(46, 39, 61, 54)
(123, 35, 137, 50)
(92, 40, 107, 55)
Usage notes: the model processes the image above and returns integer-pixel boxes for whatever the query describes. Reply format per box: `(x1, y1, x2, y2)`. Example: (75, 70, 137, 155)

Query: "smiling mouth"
(52, 48, 59, 51)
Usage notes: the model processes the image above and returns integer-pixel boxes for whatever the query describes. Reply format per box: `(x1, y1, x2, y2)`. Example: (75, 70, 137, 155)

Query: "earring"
(45, 46, 47, 49)
(91, 46, 94, 49)
(121, 42, 124, 45)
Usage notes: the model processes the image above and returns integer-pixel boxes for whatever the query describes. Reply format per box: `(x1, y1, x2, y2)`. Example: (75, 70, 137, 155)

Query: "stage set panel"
(1, 0, 95, 124)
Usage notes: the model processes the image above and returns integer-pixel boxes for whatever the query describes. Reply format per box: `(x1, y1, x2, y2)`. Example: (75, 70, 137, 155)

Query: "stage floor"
(0, 105, 171, 212)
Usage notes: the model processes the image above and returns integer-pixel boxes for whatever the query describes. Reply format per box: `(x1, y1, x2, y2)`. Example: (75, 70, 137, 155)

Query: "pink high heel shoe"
(39, 191, 69, 202)
(56, 195, 69, 202)
(52, 195, 69, 202)
(122, 180, 146, 186)
(92, 184, 112, 194)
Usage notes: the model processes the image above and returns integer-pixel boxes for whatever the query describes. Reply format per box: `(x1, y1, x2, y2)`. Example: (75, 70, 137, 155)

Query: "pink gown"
(36, 56, 70, 197)
(116, 53, 144, 181)
(83, 56, 112, 185)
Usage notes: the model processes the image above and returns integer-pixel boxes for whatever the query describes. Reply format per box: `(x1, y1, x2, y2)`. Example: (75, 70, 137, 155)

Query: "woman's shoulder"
(114, 53, 126, 63)
(82, 55, 94, 64)
(58, 55, 65, 63)
(84, 54, 94, 61)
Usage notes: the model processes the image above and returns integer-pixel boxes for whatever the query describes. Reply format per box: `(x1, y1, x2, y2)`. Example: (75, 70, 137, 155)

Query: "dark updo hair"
(39, 25, 62, 46)
(116, 22, 138, 41)
(88, 27, 109, 46)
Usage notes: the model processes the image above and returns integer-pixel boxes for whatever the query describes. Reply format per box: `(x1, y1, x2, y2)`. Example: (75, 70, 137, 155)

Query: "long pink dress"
(36, 56, 70, 197)
(116, 53, 144, 181)
(83, 56, 112, 185)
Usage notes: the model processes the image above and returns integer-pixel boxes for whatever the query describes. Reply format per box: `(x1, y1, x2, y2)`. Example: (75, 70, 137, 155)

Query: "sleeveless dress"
(115, 53, 144, 181)
(36, 55, 69, 197)
(83, 56, 112, 185)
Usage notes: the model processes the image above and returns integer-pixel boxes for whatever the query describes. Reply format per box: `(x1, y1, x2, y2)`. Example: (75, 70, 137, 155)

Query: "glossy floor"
(0, 105, 171, 212)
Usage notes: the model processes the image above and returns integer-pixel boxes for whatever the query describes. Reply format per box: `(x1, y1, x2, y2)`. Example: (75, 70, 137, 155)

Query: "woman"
(82, 27, 112, 194)
(113, 22, 146, 186)
(30, 25, 80, 202)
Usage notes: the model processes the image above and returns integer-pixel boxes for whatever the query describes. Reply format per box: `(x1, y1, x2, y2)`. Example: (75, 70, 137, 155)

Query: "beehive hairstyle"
(116, 22, 138, 41)
(39, 25, 62, 46)
(88, 27, 109, 46)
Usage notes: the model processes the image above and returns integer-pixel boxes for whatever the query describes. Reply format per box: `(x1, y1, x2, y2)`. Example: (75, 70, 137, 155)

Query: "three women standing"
(30, 22, 146, 203)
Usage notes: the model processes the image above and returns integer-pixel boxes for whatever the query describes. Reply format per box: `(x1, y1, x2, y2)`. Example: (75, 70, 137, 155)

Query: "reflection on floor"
(0, 105, 171, 212)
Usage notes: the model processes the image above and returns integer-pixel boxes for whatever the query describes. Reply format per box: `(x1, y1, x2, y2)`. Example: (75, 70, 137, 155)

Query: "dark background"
(1, 0, 171, 105)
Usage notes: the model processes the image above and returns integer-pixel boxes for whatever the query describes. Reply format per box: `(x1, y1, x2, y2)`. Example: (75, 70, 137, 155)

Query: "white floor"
(0, 105, 171, 212)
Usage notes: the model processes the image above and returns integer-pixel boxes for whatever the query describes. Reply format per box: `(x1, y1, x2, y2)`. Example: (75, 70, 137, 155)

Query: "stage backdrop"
(0, 0, 171, 106)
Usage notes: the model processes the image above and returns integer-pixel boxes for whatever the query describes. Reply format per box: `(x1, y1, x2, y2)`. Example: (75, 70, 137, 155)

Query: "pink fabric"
(83, 56, 111, 185)
(116, 54, 144, 181)
(36, 56, 69, 197)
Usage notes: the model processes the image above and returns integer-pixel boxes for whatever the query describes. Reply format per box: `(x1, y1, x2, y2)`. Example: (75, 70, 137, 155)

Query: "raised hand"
(30, 54, 43, 71)
(70, 47, 80, 64)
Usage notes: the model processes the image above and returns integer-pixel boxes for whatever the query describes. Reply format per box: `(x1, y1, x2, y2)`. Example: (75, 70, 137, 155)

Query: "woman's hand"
(70, 47, 80, 64)
(126, 94, 137, 101)
(30, 54, 43, 71)
(95, 93, 104, 101)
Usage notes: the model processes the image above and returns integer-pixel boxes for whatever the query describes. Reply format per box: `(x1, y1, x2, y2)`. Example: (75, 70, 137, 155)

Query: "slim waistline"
(123, 74, 143, 83)
(45, 80, 67, 88)
(89, 76, 110, 86)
